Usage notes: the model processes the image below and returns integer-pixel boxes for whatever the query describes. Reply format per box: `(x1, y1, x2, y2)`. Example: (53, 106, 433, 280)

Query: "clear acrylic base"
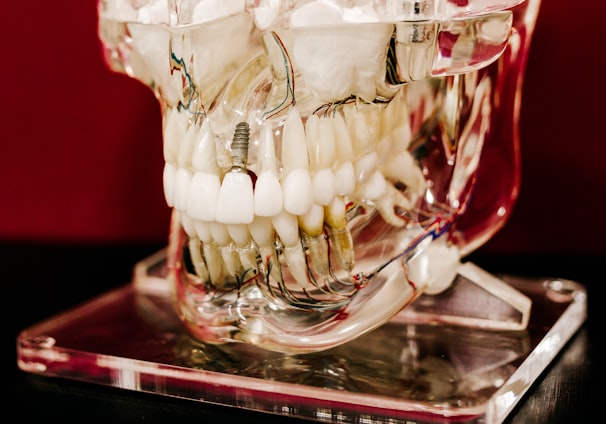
(17, 249, 587, 423)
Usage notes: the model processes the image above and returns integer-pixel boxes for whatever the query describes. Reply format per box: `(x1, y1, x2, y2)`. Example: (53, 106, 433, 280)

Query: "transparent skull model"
(98, 0, 539, 353)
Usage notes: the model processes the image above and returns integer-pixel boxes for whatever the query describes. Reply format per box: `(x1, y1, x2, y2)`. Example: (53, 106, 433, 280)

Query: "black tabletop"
(10, 243, 600, 423)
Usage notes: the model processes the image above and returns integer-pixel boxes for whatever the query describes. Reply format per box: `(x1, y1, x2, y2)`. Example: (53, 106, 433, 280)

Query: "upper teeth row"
(162, 97, 426, 245)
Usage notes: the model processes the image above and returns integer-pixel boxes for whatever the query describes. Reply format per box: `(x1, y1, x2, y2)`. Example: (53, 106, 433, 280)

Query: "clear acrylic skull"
(98, 0, 538, 353)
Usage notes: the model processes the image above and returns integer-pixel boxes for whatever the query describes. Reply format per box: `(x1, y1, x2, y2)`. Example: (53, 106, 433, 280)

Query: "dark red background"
(2, 1, 604, 255)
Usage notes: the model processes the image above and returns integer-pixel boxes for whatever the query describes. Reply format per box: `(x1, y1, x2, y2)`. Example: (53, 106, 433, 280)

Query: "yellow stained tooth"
(325, 197, 355, 272)
(298, 204, 329, 276)
(254, 122, 283, 217)
(281, 108, 313, 215)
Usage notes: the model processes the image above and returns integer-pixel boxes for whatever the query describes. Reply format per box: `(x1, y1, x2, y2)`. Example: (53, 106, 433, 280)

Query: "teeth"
(194, 220, 225, 285)
(163, 107, 187, 164)
(271, 210, 309, 288)
(331, 112, 356, 195)
(248, 215, 281, 282)
(162, 161, 177, 207)
(254, 122, 283, 217)
(281, 108, 314, 215)
(324, 197, 355, 272)
(216, 171, 255, 224)
(354, 151, 379, 184)
(308, 116, 337, 206)
(381, 150, 427, 195)
(216, 122, 255, 224)
(355, 169, 388, 201)
(209, 221, 231, 246)
(186, 120, 222, 221)
(174, 167, 193, 211)
(188, 237, 210, 283)
(298, 204, 329, 276)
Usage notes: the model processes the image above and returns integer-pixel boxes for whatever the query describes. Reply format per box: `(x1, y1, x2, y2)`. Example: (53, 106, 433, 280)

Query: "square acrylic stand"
(16, 249, 587, 423)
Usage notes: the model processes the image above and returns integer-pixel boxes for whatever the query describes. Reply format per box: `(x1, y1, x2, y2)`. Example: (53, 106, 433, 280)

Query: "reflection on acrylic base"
(17, 249, 587, 424)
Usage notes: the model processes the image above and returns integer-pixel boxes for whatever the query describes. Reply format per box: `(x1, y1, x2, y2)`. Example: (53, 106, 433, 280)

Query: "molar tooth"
(381, 150, 427, 195)
(375, 184, 415, 227)
(354, 169, 387, 201)
(254, 122, 283, 217)
(281, 108, 313, 215)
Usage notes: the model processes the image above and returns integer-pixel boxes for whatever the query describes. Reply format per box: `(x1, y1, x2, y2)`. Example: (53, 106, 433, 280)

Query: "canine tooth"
(254, 123, 283, 217)
(281, 108, 313, 215)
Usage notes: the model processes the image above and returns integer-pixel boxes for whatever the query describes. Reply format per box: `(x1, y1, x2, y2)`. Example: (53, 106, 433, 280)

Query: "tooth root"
(376, 184, 415, 227)
(282, 108, 309, 173)
(191, 119, 220, 174)
(254, 123, 283, 216)
(249, 216, 281, 282)
(282, 108, 314, 215)
(178, 122, 199, 168)
(203, 242, 226, 285)
(236, 242, 259, 278)
(331, 113, 356, 195)
(188, 237, 210, 283)
(216, 171, 255, 224)
(325, 197, 355, 272)
(302, 232, 329, 276)
(163, 107, 187, 164)
(283, 243, 311, 289)
(221, 244, 242, 277)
